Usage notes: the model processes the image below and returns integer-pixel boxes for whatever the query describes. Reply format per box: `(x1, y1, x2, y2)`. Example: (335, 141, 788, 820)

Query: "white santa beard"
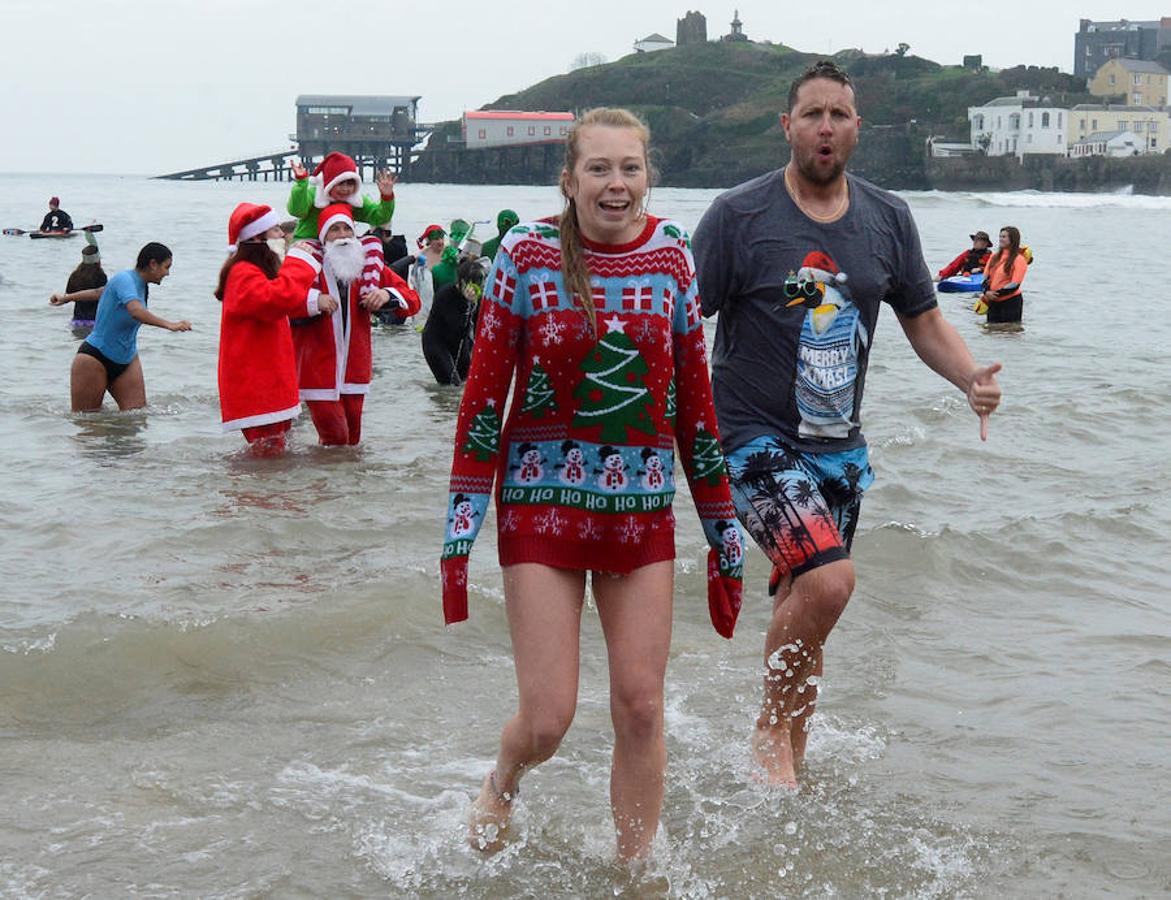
(324, 238, 366, 282)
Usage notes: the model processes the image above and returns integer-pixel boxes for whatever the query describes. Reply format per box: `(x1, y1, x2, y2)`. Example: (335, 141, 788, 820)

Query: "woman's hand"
(317, 294, 339, 314)
(167, 320, 193, 332)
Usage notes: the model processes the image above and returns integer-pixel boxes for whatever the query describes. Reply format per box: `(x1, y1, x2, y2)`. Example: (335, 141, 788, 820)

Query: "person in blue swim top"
(51, 242, 192, 412)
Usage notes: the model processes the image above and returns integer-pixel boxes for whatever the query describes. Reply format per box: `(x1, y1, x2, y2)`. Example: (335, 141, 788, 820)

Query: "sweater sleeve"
(224, 251, 322, 321)
(670, 234, 744, 639)
(355, 194, 395, 229)
(287, 178, 314, 218)
(440, 243, 525, 624)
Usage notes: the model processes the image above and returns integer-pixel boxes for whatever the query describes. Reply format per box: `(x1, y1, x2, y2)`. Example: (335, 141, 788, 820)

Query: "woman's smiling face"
(562, 125, 649, 245)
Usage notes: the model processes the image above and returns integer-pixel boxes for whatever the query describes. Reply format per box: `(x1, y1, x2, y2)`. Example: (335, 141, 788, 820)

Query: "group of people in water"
(937, 226, 1031, 324)
(42, 60, 1009, 863)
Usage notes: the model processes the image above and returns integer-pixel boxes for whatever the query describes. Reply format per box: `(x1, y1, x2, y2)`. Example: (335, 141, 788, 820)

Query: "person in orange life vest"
(215, 203, 338, 457)
(291, 203, 420, 445)
(937, 230, 992, 280)
(981, 226, 1028, 325)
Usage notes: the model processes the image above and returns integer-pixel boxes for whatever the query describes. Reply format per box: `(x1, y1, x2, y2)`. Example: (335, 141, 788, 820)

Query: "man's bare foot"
(468, 771, 516, 853)
(751, 726, 799, 789)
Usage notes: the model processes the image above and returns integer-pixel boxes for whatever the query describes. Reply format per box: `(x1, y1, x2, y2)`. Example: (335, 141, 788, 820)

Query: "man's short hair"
(787, 60, 855, 112)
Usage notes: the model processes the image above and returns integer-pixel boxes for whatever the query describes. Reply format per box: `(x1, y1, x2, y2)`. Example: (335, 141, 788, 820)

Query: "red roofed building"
(462, 111, 575, 149)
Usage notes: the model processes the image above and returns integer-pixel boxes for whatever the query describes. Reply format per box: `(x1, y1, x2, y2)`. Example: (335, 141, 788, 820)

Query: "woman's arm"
(49, 287, 103, 306)
(126, 299, 191, 332)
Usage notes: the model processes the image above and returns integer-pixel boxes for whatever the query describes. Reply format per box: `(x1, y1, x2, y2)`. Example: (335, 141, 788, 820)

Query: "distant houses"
(461, 111, 574, 149)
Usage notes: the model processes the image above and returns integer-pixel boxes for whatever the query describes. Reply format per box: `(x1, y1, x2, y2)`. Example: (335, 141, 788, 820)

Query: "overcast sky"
(5, 0, 1164, 174)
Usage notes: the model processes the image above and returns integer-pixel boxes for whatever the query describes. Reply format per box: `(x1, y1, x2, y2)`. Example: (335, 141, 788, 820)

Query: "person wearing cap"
(291, 203, 420, 445)
(50, 238, 108, 337)
(286, 152, 396, 241)
(479, 209, 520, 262)
(214, 203, 338, 457)
(40, 197, 73, 233)
(50, 242, 190, 412)
(937, 231, 993, 280)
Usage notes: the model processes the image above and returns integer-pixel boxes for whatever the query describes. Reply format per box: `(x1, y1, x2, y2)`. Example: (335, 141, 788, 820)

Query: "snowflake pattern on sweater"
(441, 216, 744, 637)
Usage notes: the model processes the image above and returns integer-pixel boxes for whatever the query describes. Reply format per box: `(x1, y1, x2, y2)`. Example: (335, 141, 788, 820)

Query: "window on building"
(1150, 121, 1159, 132)
(1009, 113, 1020, 130)
(1134, 74, 1142, 85)
(1058, 113, 1063, 128)
(997, 116, 1002, 129)
(507, 126, 515, 136)
(974, 114, 984, 130)
(1133, 92, 1142, 104)
(478, 129, 486, 140)
(1109, 74, 1116, 86)
(1042, 112, 1050, 128)
(1092, 118, 1098, 130)
(1119, 120, 1129, 131)
(560, 126, 568, 135)
(544, 126, 552, 135)
(528, 126, 536, 136)
(1028, 112, 1034, 127)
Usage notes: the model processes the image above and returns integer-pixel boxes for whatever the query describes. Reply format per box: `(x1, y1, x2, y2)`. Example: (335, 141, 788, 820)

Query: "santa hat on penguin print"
(311, 152, 362, 208)
(226, 202, 280, 254)
(797, 251, 848, 286)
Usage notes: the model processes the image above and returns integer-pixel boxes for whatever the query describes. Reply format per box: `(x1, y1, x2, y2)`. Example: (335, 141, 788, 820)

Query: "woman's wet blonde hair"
(558, 108, 653, 335)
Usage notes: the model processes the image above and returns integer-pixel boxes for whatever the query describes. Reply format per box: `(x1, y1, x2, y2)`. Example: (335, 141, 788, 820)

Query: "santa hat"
(311, 152, 362, 208)
(318, 202, 355, 242)
(227, 202, 280, 254)
(416, 224, 445, 248)
(797, 251, 847, 286)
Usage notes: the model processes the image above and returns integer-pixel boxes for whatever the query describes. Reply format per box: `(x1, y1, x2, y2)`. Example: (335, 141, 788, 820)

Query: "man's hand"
(168, 320, 193, 332)
(966, 362, 1002, 441)
(360, 288, 390, 311)
(376, 169, 396, 196)
(317, 294, 339, 314)
(290, 160, 308, 180)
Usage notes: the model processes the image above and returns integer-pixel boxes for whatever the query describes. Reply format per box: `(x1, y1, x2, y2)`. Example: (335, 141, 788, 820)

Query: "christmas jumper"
(219, 247, 323, 431)
(441, 216, 745, 638)
(286, 178, 396, 241)
(292, 237, 420, 401)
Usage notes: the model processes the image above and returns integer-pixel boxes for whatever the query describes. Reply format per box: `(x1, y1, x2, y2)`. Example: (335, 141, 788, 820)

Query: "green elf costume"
(479, 209, 519, 262)
(287, 152, 395, 241)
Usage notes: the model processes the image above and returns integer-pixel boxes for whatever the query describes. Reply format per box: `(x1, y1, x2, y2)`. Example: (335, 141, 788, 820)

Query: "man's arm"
(126, 299, 191, 332)
(897, 306, 1002, 441)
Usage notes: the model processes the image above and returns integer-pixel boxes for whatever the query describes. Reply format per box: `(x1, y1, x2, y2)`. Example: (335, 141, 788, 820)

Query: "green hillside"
(459, 41, 1092, 187)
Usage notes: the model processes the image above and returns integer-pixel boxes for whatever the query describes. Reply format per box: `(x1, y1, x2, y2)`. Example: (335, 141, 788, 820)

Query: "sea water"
(1, 174, 1169, 897)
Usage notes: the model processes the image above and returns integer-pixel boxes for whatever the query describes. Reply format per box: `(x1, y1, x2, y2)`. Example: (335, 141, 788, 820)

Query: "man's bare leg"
(753, 559, 854, 786)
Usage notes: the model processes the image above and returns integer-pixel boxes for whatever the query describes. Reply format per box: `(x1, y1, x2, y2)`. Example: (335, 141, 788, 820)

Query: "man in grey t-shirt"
(693, 60, 1003, 788)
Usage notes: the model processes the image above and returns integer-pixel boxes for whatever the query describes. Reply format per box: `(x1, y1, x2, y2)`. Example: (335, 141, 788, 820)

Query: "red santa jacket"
(292, 236, 419, 400)
(218, 247, 322, 431)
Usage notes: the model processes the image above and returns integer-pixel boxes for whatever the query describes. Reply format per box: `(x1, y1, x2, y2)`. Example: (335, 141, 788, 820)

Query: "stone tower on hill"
(677, 10, 707, 47)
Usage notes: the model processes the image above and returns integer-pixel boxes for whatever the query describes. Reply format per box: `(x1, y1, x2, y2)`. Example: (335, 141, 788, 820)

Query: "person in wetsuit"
(421, 257, 485, 385)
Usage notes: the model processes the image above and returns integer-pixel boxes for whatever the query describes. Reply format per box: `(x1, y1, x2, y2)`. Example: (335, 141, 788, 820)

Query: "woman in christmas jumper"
(286, 152, 396, 241)
(441, 108, 744, 861)
(293, 203, 420, 445)
(215, 203, 338, 457)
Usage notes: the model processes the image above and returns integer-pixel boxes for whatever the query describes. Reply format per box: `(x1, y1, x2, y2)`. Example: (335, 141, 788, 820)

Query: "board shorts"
(77, 341, 130, 383)
(725, 434, 874, 591)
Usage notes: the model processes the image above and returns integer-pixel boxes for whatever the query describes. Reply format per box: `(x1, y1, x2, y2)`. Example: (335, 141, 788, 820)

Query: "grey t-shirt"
(693, 169, 937, 454)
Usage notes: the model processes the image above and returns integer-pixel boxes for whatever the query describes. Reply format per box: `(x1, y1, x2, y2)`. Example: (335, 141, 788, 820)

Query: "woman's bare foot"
(750, 726, 799, 789)
(468, 771, 517, 853)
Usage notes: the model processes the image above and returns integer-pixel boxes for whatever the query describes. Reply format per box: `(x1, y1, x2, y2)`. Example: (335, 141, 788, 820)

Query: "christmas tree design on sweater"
(441, 216, 744, 637)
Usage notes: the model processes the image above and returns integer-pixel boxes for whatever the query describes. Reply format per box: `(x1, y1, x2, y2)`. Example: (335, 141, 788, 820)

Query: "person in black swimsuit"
(421, 258, 486, 385)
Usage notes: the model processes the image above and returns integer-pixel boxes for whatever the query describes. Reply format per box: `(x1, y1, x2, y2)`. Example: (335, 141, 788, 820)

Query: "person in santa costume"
(292, 203, 420, 445)
(215, 203, 338, 456)
(287, 151, 396, 241)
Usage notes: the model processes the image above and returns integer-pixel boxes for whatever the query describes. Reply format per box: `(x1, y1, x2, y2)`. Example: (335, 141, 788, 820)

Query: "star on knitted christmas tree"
(690, 423, 727, 486)
(572, 316, 656, 442)
(521, 361, 557, 419)
(665, 378, 677, 428)
(462, 401, 502, 462)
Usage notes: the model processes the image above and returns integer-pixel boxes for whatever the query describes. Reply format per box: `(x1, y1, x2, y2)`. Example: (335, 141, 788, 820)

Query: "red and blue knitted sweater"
(441, 216, 744, 637)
